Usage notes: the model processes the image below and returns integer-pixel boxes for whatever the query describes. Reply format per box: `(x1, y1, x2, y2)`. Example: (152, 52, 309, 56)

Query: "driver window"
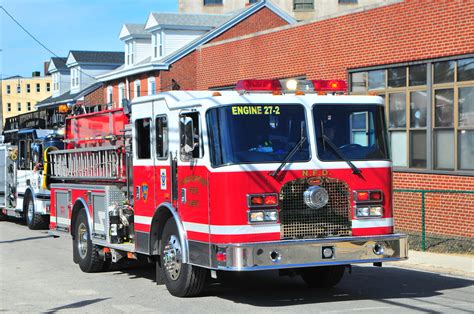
(18, 139, 32, 170)
(179, 112, 202, 161)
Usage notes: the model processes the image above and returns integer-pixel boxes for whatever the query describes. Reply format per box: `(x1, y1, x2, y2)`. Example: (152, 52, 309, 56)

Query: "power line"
(0, 5, 101, 83)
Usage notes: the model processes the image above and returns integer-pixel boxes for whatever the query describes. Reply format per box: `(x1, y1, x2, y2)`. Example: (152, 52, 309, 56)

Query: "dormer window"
(153, 32, 163, 59)
(53, 73, 59, 91)
(71, 67, 80, 87)
(126, 41, 135, 65)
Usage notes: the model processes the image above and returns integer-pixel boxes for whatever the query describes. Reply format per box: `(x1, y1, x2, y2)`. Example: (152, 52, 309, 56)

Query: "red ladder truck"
(48, 79, 408, 297)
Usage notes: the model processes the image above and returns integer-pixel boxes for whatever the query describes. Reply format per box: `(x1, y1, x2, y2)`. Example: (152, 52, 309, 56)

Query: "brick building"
(192, 0, 474, 242)
(95, 0, 472, 245)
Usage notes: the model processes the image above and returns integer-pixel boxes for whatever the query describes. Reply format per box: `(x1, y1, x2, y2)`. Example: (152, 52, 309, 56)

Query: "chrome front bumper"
(213, 234, 408, 271)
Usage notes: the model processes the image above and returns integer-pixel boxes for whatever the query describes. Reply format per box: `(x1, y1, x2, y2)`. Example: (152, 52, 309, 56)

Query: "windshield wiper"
(270, 122, 306, 178)
(321, 134, 362, 175)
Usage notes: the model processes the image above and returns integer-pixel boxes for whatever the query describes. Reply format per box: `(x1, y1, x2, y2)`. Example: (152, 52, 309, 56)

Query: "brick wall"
(209, 7, 288, 44)
(196, 0, 474, 89)
(393, 173, 474, 238)
(83, 86, 104, 107)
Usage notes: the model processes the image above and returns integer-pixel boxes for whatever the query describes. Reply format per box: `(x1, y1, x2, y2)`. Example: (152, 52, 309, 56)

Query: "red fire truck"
(49, 79, 408, 297)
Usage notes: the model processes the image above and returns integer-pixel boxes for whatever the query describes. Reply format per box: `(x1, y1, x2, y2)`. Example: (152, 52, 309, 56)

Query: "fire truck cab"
(49, 79, 408, 297)
(0, 128, 63, 229)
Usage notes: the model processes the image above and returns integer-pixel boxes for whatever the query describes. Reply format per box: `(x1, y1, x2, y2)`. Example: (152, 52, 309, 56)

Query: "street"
(0, 220, 473, 313)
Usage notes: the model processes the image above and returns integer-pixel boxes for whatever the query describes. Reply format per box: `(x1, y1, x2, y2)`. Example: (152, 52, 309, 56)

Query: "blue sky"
(0, 0, 178, 78)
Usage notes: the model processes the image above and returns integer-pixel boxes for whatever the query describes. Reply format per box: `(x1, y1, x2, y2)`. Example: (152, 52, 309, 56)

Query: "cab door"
(176, 111, 210, 243)
(152, 99, 172, 207)
(131, 103, 156, 229)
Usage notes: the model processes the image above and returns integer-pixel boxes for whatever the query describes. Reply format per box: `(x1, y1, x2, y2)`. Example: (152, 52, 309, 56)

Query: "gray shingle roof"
(150, 12, 232, 28)
(70, 51, 124, 64)
(51, 57, 68, 70)
(36, 83, 102, 109)
(124, 23, 148, 36)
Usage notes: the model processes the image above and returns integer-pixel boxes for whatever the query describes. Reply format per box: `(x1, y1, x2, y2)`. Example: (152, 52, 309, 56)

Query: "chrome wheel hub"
(27, 201, 34, 222)
(77, 223, 88, 259)
(163, 235, 182, 281)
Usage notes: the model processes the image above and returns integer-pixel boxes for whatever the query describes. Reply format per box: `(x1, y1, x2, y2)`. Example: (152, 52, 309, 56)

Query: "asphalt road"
(1, 220, 473, 313)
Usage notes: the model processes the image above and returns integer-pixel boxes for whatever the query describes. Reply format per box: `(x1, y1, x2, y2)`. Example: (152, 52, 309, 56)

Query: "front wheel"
(300, 265, 346, 288)
(25, 194, 48, 230)
(73, 210, 104, 272)
(160, 219, 208, 297)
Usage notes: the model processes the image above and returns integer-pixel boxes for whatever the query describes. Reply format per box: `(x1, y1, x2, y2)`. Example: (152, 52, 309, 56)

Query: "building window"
(53, 73, 59, 91)
(26, 84, 31, 93)
(17, 102, 21, 111)
(107, 86, 113, 104)
(349, 55, 474, 172)
(27, 102, 31, 111)
(36, 83, 40, 92)
(71, 67, 80, 87)
(17, 83, 21, 93)
(148, 77, 156, 96)
(46, 82, 51, 92)
(118, 83, 125, 106)
(126, 41, 135, 65)
(293, 0, 314, 11)
(6, 85, 11, 94)
(339, 0, 358, 4)
(134, 80, 141, 98)
(7, 103, 11, 112)
(204, 0, 223, 5)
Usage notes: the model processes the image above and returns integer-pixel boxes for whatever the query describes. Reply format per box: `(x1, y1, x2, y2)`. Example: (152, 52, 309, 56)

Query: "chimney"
(44, 61, 50, 76)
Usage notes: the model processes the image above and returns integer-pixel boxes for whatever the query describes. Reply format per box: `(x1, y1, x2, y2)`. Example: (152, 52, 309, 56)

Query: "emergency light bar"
(235, 79, 347, 94)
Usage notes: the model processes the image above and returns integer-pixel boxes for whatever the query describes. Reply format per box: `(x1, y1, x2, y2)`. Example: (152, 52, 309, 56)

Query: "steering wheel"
(339, 143, 363, 149)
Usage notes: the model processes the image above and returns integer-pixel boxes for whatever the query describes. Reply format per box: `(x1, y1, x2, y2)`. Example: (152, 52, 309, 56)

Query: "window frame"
(135, 118, 152, 160)
(155, 115, 169, 160)
(348, 54, 474, 174)
(293, 0, 314, 11)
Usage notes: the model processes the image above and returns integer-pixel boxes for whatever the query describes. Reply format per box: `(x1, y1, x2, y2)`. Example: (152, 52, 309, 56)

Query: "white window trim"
(118, 82, 125, 107)
(107, 86, 113, 104)
(148, 77, 156, 96)
(134, 80, 141, 98)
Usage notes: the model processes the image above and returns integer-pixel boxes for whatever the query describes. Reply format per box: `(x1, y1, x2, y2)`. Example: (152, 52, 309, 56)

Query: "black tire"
(301, 265, 346, 288)
(73, 210, 104, 272)
(24, 194, 48, 230)
(160, 219, 208, 297)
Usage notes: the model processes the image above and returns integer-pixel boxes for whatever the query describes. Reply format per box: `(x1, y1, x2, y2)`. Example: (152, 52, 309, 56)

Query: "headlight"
(356, 206, 383, 218)
(249, 210, 278, 223)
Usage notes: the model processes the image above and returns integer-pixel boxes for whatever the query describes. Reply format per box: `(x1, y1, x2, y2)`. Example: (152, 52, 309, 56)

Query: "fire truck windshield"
(206, 104, 310, 167)
(313, 104, 389, 162)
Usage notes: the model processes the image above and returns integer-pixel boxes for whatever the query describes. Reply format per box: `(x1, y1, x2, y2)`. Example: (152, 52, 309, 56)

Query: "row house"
(36, 50, 124, 113)
(96, 0, 295, 107)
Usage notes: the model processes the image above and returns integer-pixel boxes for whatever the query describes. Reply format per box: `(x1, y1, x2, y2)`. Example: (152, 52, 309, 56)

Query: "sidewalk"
(387, 250, 474, 278)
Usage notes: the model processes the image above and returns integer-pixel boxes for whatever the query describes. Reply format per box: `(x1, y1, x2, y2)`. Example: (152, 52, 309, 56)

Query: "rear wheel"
(73, 210, 104, 272)
(160, 219, 208, 297)
(300, 265, 346, 288)
(25, 194, 47, 230)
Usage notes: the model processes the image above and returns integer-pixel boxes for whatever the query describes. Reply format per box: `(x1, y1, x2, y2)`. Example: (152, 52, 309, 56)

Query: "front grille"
(280, 177, 351, 239)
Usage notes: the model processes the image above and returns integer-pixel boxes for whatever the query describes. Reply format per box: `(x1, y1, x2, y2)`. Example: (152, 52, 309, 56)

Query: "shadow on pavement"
(44, 297, 110, 313)
(0, 234, 54, 244)
(117, 264, 473, 309)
